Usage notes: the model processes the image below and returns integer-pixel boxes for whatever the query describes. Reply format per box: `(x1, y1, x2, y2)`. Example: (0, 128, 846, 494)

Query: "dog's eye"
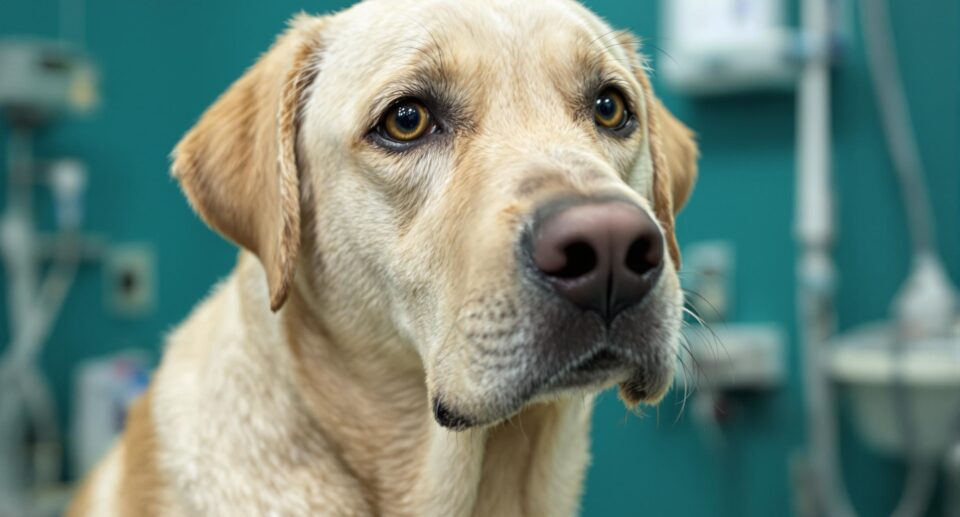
(379, 100, 433, 142)
(594, 89, 628, 130)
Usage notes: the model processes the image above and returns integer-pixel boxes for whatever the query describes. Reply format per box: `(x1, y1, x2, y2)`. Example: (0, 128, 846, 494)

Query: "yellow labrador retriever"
(68, 0, 697, 514)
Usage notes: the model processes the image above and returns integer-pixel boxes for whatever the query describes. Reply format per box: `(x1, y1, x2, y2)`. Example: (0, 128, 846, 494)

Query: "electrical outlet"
(104, 244, 155, 317)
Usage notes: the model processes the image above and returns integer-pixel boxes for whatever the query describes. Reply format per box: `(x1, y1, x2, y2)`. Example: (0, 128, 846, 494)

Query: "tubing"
(0, 272, 76, 503)
(859, 1, 948, 516)
(857, 0, 937, 258)
(4, 128, 37, 339)
(796, 0, 857, 515)
(0, 125, 80, 511)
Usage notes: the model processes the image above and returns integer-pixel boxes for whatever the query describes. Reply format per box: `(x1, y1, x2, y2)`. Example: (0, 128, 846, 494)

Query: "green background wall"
(1, 1, 957, 516)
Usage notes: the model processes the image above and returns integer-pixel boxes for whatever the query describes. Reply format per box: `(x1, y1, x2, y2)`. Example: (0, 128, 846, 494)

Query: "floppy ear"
(615, 32, 698, 267)
(646, 95, 698, 266)
(652, 101, 698, 215)
(172, 16, 324, 311)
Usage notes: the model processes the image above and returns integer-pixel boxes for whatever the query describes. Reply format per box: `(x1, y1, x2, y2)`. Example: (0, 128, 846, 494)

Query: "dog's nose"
(530, 200, 664, 322)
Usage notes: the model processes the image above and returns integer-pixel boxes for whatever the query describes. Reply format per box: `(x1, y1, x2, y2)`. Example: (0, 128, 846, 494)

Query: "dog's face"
(173, 0, 697, 429)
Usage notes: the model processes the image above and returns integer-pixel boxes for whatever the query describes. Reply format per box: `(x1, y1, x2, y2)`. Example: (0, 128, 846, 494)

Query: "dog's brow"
(363, 40, 453, 127)
(557, 33, 643, 119)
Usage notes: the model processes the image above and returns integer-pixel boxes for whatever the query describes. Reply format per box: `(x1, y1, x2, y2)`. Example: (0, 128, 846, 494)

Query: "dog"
(67, 0, 697, 514)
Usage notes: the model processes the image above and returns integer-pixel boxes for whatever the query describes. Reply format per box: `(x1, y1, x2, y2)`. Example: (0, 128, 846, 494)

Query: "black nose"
(529, 200, 665, 322)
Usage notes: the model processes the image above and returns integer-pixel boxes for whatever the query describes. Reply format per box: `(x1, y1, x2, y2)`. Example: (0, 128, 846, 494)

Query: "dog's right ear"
(172, 15, 325, 311)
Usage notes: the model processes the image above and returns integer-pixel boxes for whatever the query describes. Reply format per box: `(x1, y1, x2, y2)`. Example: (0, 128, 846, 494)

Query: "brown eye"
(381, 100, 432, 141)
(594, 89, 628, 130)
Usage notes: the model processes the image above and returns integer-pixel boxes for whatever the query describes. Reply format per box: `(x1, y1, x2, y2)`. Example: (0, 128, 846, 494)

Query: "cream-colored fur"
(67, 0, 697, 515)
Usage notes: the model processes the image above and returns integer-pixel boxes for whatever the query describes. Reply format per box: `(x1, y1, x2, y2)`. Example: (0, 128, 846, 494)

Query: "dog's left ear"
(647, 96, 698, 267)
(615, 32, 698, 267)
(172, 16, 325, 311)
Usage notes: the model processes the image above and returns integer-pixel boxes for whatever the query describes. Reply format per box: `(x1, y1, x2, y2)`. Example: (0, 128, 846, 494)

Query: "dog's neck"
(246, 257, 593, 516)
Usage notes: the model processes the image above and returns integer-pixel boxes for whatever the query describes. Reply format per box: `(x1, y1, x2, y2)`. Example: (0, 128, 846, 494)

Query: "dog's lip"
(538, 347, 633, 393)
(571, 348, 621, 373)
(433, 397, 474, 431)
(432, 347, 666, 431)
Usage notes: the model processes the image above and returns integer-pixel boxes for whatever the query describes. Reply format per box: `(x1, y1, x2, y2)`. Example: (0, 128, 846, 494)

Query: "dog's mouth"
(575, 348, 621, 372)
(436, 277, 680, 431)
(432, 343, 670, 431)
(432, 350, 665, 431)
(543, 348, 629, 391)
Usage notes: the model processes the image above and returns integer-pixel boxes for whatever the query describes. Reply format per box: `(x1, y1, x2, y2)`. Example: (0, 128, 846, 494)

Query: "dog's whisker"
(673, 350, 694, 425)
(680, 287, 726, 325)
(676, 331, 711, 391)
(680, 290, 731, 368)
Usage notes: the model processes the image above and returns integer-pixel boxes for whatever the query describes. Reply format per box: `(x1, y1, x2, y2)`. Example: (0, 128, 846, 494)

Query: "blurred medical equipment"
(797, 0, 959, 516)
(663, 0, 960, 515)
(679, 241, 786, 450)
(0, 39, 100, 517)
(661, 0, 799, 94)
(822, 2, 959, 517)
(72, 353, 150, 476)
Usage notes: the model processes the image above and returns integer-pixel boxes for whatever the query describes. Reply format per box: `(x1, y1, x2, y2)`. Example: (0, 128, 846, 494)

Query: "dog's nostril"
(625, 236, 658, 275)
(550, 241, 597, 279)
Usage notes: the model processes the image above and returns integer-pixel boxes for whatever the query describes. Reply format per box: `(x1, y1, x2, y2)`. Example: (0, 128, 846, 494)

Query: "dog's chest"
(469, 400, 594, 517)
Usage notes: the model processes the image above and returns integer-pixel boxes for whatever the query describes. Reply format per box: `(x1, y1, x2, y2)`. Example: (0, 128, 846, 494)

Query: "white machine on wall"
(661, 0, 960, 516)
(660, 0, 800, 95)
(0, 39, 97, 517)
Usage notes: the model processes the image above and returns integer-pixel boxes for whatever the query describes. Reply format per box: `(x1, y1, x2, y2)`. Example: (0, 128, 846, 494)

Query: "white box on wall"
(660, 0, 799, 95)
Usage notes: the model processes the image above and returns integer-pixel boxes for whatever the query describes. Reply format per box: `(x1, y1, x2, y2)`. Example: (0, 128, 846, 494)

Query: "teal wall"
(1, 1, 957, 516)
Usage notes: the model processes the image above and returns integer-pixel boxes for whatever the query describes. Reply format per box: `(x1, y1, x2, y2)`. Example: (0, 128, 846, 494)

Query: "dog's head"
(173, 0, 697, 430)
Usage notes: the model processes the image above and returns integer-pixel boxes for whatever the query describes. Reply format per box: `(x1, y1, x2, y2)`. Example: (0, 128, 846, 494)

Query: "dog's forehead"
(323, 0, 633, 84)
(340, 0, 604, 38)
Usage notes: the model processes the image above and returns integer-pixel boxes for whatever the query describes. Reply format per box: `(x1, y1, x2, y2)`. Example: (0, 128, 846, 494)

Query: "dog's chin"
(431, 347, 675, 431)
(617, 366, 675, 408)
(545, 352, 675, 408)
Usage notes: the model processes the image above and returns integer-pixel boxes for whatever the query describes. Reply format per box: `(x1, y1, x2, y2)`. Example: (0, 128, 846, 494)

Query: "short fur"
(68, 1, 697, 515)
